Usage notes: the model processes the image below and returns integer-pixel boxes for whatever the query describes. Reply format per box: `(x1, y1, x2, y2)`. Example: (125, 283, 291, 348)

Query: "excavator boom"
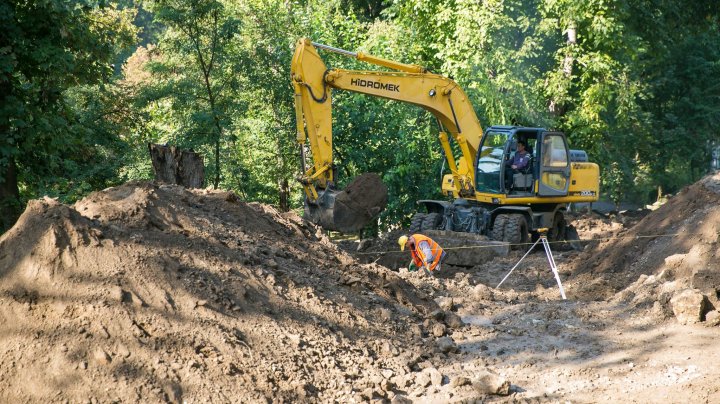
(292, 38, 484, 232)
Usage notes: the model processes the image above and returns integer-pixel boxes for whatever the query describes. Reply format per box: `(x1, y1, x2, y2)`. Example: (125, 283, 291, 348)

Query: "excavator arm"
(291, 38, 484, 232)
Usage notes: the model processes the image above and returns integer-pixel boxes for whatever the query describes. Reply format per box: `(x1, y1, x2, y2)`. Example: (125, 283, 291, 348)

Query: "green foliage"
(0, 0, 137, 230)
(4, 0, 719, 233)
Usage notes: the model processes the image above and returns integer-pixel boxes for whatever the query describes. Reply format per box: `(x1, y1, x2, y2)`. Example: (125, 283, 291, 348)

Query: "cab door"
(537, 132, 570, 196)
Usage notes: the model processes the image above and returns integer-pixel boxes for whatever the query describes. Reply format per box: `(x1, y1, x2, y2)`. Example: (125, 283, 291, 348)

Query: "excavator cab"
(475, 126, 583, 198)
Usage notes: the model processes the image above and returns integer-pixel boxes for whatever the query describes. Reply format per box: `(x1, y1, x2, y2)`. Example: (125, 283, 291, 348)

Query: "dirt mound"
(0, 182, 438, 403)
(568, 172, 720, 301)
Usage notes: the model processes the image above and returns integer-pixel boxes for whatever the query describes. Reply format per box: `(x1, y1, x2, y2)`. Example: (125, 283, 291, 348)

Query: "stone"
(390, 395, 412, 404)
(116, 343, 130, 358)
(444, 312, 465, 329)
(432, 323, 447, 337)
(427, 367, 443, 386)
(414, 370, 431, 388)
(471, 369, 510, 396)
(670, 289, 707, 324)
(410, 324, 424, 339)
(450, 376, 471, 387)
(430, 310, 445, 321)
(472, 284, 494, 301)
(436, 337, 457, 354)
(692, 270, 720, 305)
(705, 310, 720, 326)
(435, 297, 454, 311)
(92, 347, 112, 366)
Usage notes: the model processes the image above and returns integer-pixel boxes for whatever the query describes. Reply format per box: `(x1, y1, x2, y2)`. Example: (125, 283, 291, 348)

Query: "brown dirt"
(332, 172, 388, 233)
(304, 173, 387, 233)
(0, 182, 434, 403)
(2, 173, 720, 403)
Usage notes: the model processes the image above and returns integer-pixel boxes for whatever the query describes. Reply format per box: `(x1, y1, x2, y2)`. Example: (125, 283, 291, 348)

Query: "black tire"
(504, 214, 529, 246)
(409, 213, 426, 233)
(548, 212, 566, 242)
(490, 214, 509, 241)
(421, 212, 442, 231)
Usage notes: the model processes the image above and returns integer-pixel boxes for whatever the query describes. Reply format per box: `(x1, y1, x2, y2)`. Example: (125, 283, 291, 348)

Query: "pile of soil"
(568, 172, 720, 301)
(3, 173, 720, 403)
(0, 181, 441, 403)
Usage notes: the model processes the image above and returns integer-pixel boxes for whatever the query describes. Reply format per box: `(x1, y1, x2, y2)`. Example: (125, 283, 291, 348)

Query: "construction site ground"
(2, 173, 720, 403)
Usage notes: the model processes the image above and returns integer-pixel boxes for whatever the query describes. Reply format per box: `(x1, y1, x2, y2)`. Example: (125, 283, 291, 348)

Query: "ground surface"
(2, 174, 720, 403)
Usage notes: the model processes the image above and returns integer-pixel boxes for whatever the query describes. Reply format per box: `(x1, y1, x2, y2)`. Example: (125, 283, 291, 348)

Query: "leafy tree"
(145, 0, 243, 189)
(0, 0, 137, 231)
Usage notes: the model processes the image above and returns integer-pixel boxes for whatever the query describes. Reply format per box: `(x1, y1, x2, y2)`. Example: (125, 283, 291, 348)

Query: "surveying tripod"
(496, 228, 567, 300)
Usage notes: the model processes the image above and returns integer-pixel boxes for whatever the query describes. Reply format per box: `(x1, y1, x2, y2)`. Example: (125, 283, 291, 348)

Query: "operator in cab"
(508, 139, 530, 170)
(505, 139, 530, 189)
(398, 234, 446, 274)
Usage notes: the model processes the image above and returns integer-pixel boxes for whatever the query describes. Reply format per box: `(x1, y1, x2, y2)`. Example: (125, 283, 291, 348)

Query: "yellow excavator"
(291, 38, 599, 244)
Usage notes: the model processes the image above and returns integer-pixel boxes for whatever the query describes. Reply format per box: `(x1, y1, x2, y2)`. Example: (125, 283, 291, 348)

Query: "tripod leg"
(496, 237, 543, 289)
(542, 238, 567, 299)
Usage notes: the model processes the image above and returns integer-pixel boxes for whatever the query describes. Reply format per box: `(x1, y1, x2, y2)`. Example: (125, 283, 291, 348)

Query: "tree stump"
(148, 144, 204, 188)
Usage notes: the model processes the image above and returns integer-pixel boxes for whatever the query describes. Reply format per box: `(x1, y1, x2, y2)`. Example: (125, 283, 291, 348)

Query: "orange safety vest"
(409, 234, 445, 271)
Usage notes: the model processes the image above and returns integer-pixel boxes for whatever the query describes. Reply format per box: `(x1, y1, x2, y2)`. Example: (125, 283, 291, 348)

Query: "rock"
(110, 286, 124, 302)
(390, 395, 412, 404)
(444, 312, 465, 329)
(436, 297, 454, 311)
(414, 370, 431, 388)
(361, 387, 375, 400)
(473, 284, 494, 301)
(131, 291, 147, 307)
(451, 376, 471, 387)
(430, 310, 445, 321)
(116, 343, 130, 358)
(432, 323, 447, 337)
(427, 367, 443, 386)
(692, 270, 720, 305)
(705, 310, 720, 326)
(436, 337, 457, 354)
(670, 289, 707, 324)
(471, 369, 510, 396)
(410, 324, 423, 339)
(92, 347, 112, 365)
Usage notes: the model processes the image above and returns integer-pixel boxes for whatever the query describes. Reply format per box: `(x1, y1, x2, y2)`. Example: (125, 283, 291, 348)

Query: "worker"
(505, 139, 530, 189)
(398, 234, 446, 273)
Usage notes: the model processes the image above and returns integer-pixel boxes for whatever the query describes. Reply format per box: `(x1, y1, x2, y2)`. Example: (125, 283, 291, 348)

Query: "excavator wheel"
(548, 212, 567, 242)
(504, 214, 529, 246)
(490, 214, 508, 242)
(421, 212, 443, 231)
(409, 213, 426, 233)
(491, 213, 528, 248)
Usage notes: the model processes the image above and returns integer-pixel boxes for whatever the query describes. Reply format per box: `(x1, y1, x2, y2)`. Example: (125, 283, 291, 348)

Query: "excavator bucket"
(304, 173, 388, 233)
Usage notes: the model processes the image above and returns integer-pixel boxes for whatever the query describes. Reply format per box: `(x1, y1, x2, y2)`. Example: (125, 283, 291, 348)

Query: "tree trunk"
(550, 22, 576, 116)
(148, 144, 205, 188)
(0, 157, 21, 232)
(278, 177, 290, 212)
